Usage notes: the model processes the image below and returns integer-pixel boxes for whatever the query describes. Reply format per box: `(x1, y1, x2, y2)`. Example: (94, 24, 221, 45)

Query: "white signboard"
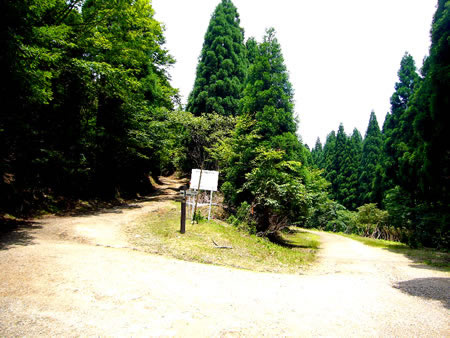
(190, 169, 219, 192)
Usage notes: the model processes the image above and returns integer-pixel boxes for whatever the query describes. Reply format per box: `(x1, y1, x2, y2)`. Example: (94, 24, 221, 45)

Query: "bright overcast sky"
(152, 0, 436, 148)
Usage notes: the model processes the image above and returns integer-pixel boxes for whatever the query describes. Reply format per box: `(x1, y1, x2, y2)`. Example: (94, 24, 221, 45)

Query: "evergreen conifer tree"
(383, 52, 420, 191)
(322, 131, 337, 186)
(411, 0, 449, 202)
(383, 0, 450, 248)
(240, 28, 297, 139)
(221, 28, 308, 232)
(359, 112, 383, 205)
(331, 124, 350, 204)
(224, 28, 302, 193)
(311, 137, 324, 169)
(187, 0, 246, 116)
(345, 128, 363, 209)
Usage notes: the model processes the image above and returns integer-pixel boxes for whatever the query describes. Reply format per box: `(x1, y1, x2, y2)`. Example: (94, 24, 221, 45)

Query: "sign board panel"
(190, 169, 219, 192)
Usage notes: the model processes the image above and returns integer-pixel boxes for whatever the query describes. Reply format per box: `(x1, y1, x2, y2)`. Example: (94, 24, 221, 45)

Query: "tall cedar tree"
(383, 52, 420, 191)
(346, 128, 363, 209)
(223, 28, 304, 206)
(220, 29, 317, 234)
(411, 0, 449, 202)
(311, 138, 324, 169)
(325, 125, 361, 209)
(384, 0, 449, 248)
(316, 126, 362, 209)
(359, 112, 383, 206)
(187, 0, 246, 116)
(240, 28, 299, 143)
(331, 124, 350, 204)
(322, 131, 337, 185)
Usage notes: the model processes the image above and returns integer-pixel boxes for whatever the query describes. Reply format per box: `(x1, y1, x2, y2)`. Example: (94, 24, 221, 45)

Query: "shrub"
(244, 148, 309, 235)
(325, 209, 357, 233)
(355, 203, 389, 238)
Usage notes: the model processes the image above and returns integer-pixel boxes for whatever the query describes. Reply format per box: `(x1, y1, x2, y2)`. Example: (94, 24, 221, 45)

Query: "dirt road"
(1, 177, 449, 336)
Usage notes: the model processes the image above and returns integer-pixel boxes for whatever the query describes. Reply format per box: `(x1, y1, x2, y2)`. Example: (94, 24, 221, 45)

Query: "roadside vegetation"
(337, 233, 450, 271)
(1, 0, 447, 252)
(129, 202, 319, 274)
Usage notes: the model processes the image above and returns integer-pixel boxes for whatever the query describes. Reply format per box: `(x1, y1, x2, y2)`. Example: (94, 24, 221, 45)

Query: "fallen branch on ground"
(212, 239, 232, 249)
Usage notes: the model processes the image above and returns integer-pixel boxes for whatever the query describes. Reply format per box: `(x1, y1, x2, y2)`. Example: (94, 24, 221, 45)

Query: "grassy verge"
(129, 201, 319, 273)
(338, 233, 450, 271)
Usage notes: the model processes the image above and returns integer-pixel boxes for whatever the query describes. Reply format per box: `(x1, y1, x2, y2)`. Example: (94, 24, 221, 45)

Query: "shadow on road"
(270, 230, 312, 249)
(75, 203, 143, 217)
(0, 218, 40, 250)
(394, 277, 450, 309)
(62, 187, 181, 218)
(0, 176, 187, 250)
(382, 247, 450, 273)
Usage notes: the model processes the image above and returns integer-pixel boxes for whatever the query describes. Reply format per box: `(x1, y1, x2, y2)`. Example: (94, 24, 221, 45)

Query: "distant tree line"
(310, 0, 449, 248)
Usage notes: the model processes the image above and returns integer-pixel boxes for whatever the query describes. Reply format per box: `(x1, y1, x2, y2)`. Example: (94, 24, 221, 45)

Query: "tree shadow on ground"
(74, 203, 143, 217)
(394, 277, 450, 309)
(0, 217, 40, 250)
(61, 187, 181, 217)
(269, 230, 312, 249)
(382, 247, 450, 272)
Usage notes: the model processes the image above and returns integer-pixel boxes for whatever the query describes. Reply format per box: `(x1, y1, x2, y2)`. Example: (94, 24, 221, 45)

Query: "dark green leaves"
(187, 0, 246, 116)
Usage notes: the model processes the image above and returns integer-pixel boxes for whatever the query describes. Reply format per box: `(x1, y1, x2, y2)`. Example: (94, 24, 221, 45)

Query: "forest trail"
(0, 177, 449, 337)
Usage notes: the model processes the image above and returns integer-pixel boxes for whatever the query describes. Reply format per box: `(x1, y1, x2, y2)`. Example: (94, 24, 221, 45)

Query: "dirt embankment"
(0, 177, 448, 336)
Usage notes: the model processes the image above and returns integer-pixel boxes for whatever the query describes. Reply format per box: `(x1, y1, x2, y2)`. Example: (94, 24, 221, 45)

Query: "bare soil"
(0, 177, 448, 337)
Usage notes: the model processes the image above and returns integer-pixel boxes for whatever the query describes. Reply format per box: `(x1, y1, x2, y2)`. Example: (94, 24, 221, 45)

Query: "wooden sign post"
(179, 185, 187, 234)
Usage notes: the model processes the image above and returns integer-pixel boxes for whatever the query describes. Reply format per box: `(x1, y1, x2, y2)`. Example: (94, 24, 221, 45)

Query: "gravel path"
(1, 178, 449, 336)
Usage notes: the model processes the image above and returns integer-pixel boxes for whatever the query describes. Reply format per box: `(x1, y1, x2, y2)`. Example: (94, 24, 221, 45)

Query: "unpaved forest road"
(1, 177, 449, 337)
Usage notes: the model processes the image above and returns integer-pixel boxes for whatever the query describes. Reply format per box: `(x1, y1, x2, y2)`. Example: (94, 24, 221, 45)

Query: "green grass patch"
(129, 201, 319, 273)
(338, 233, 450, 271)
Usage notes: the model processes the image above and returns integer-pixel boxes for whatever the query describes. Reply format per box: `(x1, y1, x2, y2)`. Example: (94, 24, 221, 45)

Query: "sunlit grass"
(338, 233, 450, 271)
(129, 201, 319, 273)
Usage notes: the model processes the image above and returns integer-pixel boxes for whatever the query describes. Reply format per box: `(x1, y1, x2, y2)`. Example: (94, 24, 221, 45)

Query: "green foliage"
(383, 52, 420, 193)
(187, 0, 247, 116)
(412, 0, 449, 202)
(339, 233, 450, 270)
(318, 125, 362, 210)
(244, 148, 309, 234)
(359, 112, 383, 205)
(384, 186, 450, 248)
(227, 201, 257, 234)
(132, 202, 319, 274)
(0, 0, 177, 213)
(219, 28, 317, 236)
(240, 28, 297, 137)
(304, 197, 340, 229)
(346, 129, 363, 209)
(325, 209, 357, 234)
(166, 111, 236, 173)
(311, 138, 324, 169)
(378, 1, 450, 249)
(322, 131, 337, 183)
(236, 201, 251, 223)
(355, 203, 389, 237)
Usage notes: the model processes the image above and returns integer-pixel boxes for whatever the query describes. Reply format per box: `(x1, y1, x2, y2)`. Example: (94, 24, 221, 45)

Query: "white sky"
(152, 0, 436, 148)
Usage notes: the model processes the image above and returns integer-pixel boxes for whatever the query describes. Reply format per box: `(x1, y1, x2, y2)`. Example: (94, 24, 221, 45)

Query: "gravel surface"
(1, 177, 449, 336)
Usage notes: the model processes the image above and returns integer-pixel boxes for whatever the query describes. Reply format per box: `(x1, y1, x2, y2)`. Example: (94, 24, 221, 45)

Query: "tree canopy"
(0, 0, 177, 212)
(187, 0, 246, 116)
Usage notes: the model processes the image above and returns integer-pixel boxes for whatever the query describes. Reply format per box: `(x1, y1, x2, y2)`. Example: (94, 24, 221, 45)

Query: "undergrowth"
(130, 201, 319, 274)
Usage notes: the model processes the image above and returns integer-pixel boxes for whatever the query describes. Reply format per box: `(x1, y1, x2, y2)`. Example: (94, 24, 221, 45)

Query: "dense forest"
(1, 0, 448, 248)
